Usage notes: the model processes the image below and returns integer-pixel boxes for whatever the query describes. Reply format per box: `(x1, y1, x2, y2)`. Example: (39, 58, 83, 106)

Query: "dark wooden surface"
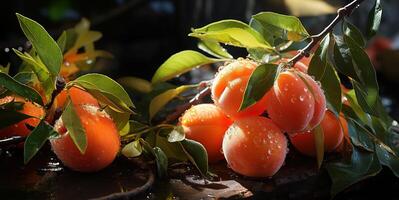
(1, 146, 399, 200)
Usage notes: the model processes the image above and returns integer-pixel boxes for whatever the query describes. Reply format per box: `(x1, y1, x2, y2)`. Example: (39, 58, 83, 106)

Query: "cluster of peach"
(180, 58, 348, 177)
(0, 87, 120, 172)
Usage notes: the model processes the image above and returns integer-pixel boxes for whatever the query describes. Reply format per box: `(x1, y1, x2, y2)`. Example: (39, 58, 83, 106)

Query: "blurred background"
(0, 0, 399, 118)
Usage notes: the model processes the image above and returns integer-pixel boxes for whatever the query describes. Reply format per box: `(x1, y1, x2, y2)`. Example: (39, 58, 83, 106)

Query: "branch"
(288, 0, 367, 65)
(45, 76, 66, 110)
(162, 81, 212, 124)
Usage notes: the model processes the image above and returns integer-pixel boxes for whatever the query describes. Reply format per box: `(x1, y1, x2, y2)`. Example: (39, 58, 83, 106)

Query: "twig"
(162, 81, 212, 124)
(45, 76, 66, 110)
(288, 0, 367, 65)
(92, 158, 155, 200)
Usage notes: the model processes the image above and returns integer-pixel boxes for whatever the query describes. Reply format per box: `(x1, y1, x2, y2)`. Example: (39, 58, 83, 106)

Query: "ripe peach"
(51, 104, 120, 172)
(222, 116, 287, 177)
(0, 96, 45, 138)
(180, 104, 232, 162)
(289, 111, 344, 156)
(212, 59, 269, 119)
(266, 70, 326, 133)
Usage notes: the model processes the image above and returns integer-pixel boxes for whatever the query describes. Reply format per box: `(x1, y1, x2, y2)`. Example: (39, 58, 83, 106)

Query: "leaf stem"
(45, 76, 66, 110)
(288, 0, 367, 65)
(162, 80, 212, 124)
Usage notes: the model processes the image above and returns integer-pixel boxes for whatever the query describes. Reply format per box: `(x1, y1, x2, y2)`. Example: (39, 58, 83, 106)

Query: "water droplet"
(304, 88, 308, 93)
(267, 149, 272, 155)
(283, 86, 289, 91)
(290, 97, 297, 103)
(4, 48, 9, 52)
(299, 95, 305, 101)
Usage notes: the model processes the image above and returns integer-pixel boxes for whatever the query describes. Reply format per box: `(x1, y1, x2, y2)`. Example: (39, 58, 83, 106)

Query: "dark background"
(0, 0, 399, 117)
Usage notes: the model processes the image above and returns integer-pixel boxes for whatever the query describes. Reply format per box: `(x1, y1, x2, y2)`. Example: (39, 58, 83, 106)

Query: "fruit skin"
(266, 70, 326, 133)
(47, 87, 99, 124)
(301, 73, 327, 130)
(289, 111, 344, 157)
(212, 59, 269, 119)
(180, 104, 232, 162)
(55, 87, 99, 108)
(51, 104, 120, 172)
(0, 96, 45, 138)
(222, 116, 287, 177)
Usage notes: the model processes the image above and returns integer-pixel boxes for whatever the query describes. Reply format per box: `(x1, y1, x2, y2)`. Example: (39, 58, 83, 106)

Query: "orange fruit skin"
(222, 116, 287, 177)
(180, 104, 232, 162)
(267, 70, 324, 133)
(301, 73, 327, 130)
(51, 104, 120, 172)
(0, 96, 44, 138)
(56, 87, 99, 108)
(289, 111, 344, 157)
(47, 87, 99, 123)
(212, 59, 269, 120)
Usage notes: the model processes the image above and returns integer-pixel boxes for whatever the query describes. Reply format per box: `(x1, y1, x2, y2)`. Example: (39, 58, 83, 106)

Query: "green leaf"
(327, 146, 382, 197)
(344, 34, 379, 114)
(74, 73, 135, 113)
(13, 49, 54, 100)
(0, 63, 10, 74)
(151, 50, 222, 84)
(366, 0, 382, 39)
(309, 35, 342, 113)
(155, 135, 187, 162)
(16, 13, 62, 77)
(153, 147, 168, 178)
(149, 85, 196, 120)
(308, 34, 330, 80)
(347, 119, 374, 152)
(240, 63, 278, 111)
(77, 83, 132, 114)
(319, 62, 342, 113)
(332, 36, 361, 83)
(250, 12, 309, 42)
(189, 20, 272, 50)
(343, 20, 366, 47)
(0, 72, 43, 105)
(167, 126, 185, 142)
(0, 108, 32, 130)
(343, 91, 371, 126)
(197, 39, 233, 59)
(313, 125, 324, 169)
(180, 139, 208, 176)
(13, 72, 35, 85)
(61, 98, 87, 154)
(24, 120, 58, 164)
(117, 77, 153, 93)
(122, 140, 143, 158)
(57, 31, 67, 53)
(376, 144, 399, 177)
(128, 120, 150, 133)
(70, 31, 102, 53)
(105, 108, 130, 133)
